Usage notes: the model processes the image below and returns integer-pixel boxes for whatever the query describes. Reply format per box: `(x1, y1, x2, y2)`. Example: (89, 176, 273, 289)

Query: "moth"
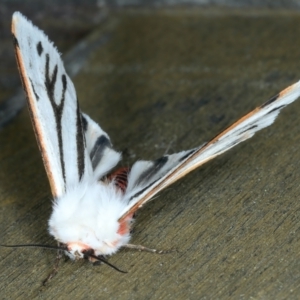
(8, 12, 300, 269)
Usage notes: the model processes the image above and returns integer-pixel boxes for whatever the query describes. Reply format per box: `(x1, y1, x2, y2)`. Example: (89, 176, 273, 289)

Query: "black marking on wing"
(267, 105, 286, 115)
(12, 34, 19, 48)
(179, 149, 197, 162)
(44, 53, 67, 186)
(37, 41, 43, 56)
(90, 135, 112, 169)
(227, 139, 240, 149)
(136, 156, 168, 185)
(76, 101, 86, 180)
(241, 124, 257, 134)
(261, 94, 279, 108)
(129, 179, 160, 202)
(29, 78, 39, 100)
(81, 114, 88, 132)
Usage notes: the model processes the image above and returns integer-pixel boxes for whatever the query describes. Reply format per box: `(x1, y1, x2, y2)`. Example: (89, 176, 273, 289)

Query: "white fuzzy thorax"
(48, 180, 131, 257)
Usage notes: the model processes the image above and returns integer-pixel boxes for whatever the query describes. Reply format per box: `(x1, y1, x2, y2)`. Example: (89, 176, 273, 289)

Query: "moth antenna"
(89, 253, 127, 273)
(0, 244, 68, 251)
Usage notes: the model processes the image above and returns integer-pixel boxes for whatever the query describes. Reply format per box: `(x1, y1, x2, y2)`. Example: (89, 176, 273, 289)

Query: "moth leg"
(42, 248, 63, 286)
(122, 243, 175, 254)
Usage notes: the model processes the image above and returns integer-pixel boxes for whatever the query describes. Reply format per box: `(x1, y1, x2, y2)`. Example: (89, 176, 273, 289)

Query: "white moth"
(11, 12, 300, 263)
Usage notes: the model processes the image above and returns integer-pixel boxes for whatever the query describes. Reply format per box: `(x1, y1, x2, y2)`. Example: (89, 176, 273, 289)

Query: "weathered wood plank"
(1, 8, 300, 299)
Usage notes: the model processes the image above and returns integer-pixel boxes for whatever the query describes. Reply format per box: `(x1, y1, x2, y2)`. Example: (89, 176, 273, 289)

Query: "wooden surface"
(1, 8, 300, 299)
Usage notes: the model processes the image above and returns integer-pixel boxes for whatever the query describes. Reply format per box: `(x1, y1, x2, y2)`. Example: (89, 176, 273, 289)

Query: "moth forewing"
(12, 12, 93, 198)
(119, 80, 300, 221)
(12, 19, 61, 197)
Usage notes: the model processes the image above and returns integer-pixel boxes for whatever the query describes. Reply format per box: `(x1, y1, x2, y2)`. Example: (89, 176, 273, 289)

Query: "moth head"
(64, 244, 127, 272)
(62, 241, 120, 261)
(64, 241, 91, 260)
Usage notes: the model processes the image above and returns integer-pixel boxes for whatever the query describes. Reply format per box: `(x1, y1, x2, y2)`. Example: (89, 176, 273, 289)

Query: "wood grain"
(1, 8, 300, 299)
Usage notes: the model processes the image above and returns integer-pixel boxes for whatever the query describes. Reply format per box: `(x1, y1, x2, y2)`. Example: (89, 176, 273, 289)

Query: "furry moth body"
(11, 12, 300, 261)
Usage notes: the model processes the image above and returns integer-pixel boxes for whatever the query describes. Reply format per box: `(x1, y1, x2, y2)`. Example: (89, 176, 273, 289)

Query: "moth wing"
(119, 80, 300, 220)
(12, 12, 94, 198)
(81, 113, 121, 180)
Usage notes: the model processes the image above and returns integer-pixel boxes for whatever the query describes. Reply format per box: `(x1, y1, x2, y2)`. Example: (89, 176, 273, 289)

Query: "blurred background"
(1, 0, 300, 127)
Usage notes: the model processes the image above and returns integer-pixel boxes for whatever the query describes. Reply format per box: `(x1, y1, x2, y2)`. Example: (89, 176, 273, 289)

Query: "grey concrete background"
(1, 2, 300, 300)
